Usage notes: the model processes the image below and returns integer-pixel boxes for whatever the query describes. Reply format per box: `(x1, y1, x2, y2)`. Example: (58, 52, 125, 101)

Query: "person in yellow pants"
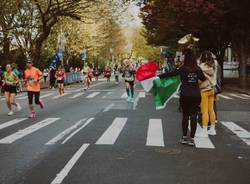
(197, 51, 217, 137)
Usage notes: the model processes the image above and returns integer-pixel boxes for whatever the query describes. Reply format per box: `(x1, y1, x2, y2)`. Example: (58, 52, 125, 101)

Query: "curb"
(224, 86, 250, 95)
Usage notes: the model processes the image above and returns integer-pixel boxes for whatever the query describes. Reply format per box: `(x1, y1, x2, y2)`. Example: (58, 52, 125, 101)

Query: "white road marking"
(69, 92, 84, 99)
(40, 93, 54, 99)
(103, 103, 114, 112)
(229, 93, 248, 100)
(0, 118, 60, 144)
(50, 143, 90, 184)
(221, 121, 250, 146)
(133, 92, 146, 110)
(102, 92, 113, 98)
(194, 124, 215, 149)
(218, 94, 233, 100)
(139, 92, 146, 98)
(121, 92, 127, 98)
(86, 92, 100, 98)
(62, 118, 94, 144)
(146, 119, 165, 147)
(52, 93, 69, 99)
(0, 118, 27, 130)
(240, 94, 250, 98)
(46, 118, 87, 145)
(96, 117, 127, 145)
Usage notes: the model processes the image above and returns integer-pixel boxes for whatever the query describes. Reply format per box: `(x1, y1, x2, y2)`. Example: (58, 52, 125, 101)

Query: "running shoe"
(127, 97, 131, 102)
(179, 137, 189, 145)
(39, 101, 45, 109)
(130, 98, 134, 103)
(208, 125, 216, 135)
(29, 112, 36, 118)
(8, 111, 14, 116)
(16, 103, 22, 111)
(187, 138, 195, 147)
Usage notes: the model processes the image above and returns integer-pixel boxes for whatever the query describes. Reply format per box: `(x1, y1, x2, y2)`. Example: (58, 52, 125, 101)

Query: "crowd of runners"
(0, 57, 137, 118)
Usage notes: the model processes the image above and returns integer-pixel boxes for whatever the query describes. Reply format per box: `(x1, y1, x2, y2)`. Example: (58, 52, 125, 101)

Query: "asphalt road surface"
(0, 78, 249, 184)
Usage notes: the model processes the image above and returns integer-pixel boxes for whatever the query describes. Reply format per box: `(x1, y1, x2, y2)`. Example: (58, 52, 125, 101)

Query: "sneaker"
(8, 111, 14, 116)
(127, 97, 131, 102)
(187, 138, 195, 147)
(39, 101, 45, 109)
(29, 112, 36, 118)
(130, 98, 134, 103)
(208, 125, 216, 135)
(16, 103, 22, 111)
(195, 128, 208, 138)
(179, 137, 189, 145)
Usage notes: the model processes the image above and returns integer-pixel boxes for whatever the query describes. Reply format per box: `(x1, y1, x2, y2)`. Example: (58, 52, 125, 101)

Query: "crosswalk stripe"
(218, 94, 232, 100)
(0, 118, 60, 144)
(52, 93, 69, 99)
(103, 103, 114, 112)
(40, 93, 54, 99)
(61, 118, 94, 144)
(121, 92, 127, 98)
(69, 92, 84, 99)
(229, 93, 248, 100)
(221, 121, 250, 146)
(240, 94, 250, 98)
(86, 92, 100, 98)
(146, 119, 165, 147)
(0, 118, 27, 130)
(46, 118, 87, 145)
(50, 143, 90, 184)
(102, 92, 113, 98)
(194, 124, 215, 149)
(96, 117, 127, 145)
(139, 92, 146, 98)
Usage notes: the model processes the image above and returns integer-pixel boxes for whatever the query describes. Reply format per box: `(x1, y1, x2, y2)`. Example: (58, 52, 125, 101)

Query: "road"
(0, 78, 249, 184)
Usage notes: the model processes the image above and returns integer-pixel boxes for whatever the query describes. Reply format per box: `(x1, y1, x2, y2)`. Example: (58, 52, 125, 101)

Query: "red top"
(55, 71, 65, 80)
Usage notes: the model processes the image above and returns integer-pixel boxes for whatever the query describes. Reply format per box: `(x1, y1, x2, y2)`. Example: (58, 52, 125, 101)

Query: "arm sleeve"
(158, 69, 179, 79)
(198, 68, 206, 81)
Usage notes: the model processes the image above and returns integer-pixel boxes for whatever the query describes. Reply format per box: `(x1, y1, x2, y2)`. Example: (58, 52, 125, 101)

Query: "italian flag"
(136, 61, 181, 110)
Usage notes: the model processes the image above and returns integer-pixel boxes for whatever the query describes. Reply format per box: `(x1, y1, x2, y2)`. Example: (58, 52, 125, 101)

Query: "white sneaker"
(16, 103, 22, 111)
(8, 111, 14, 116)
(208, 125, 216, 135)
(195, 127, 208, 138)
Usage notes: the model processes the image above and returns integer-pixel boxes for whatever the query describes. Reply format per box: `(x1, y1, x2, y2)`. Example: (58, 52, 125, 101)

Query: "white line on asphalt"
(50, 143, 90, 184)
(229, 93, 248, 100)
(240, 94, 250, 98)
(194, 124, 215, 149)
(102, 91, 113, 98)
(0, 118, 27, 130)
(133, 92, 146, 110)
(86, 92, 100, 98)
(221, 121, 250, 146)
(121, 92, 127, 98)
(16, 95, 27, 100)
(95, 117, 127, 145)
(103, 103, 114, 112)
(52, 93, 69, 99)
(146, 119, 165, 147)
(218, 94, 233, 100)
(46, 118, 87, 145)
(69, 92, 84, 99)
(0, 118, 60, 144)
(62, 118, 94, 144)
(40, 93, 54, 99)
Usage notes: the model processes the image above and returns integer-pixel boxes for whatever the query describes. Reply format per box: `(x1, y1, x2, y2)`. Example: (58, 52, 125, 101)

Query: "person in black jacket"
(159, 49, 206, 146)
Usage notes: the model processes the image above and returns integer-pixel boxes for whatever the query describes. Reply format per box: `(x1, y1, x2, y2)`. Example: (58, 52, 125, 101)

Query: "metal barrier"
(65, 72, 83, 85)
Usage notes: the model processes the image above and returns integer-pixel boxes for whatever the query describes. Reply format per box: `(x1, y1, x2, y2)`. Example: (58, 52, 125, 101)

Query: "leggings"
(180, 96, 201, 138)
(200, 90, 216, 127)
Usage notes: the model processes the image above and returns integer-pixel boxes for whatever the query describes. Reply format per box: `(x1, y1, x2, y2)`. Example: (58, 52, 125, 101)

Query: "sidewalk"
(223, 78, 250, 95)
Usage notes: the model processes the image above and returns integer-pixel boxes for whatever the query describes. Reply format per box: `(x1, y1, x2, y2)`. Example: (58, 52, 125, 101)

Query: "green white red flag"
(136, 61, 181, 110)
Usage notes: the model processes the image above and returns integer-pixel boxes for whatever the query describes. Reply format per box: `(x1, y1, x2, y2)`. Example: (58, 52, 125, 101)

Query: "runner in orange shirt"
(24, 58, 45, 118)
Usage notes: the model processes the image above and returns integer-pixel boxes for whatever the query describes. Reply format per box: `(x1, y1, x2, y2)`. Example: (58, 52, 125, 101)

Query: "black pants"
(180, 96, 201, 138)
(28, 91, 40, 105)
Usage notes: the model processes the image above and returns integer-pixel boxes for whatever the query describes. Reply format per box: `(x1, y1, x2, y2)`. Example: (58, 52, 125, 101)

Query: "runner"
(105, 67, 112, 82)
(2, 64, 22, 115)
(122, 59, 136, 102)
(55, 66, 65, 95)
(24, 58, 45, 118)
(88, 66, 94, 82)
(82, 63, 90, 90)
(114, 64, 120, 84)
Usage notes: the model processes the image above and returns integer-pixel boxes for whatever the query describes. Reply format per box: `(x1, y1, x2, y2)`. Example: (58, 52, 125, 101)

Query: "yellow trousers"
(200, 90, 216, 127)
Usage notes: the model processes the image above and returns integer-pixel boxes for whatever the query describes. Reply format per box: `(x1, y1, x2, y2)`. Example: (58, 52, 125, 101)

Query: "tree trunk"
(216, 48, 226, 85)
(238, 44, 248, 88)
